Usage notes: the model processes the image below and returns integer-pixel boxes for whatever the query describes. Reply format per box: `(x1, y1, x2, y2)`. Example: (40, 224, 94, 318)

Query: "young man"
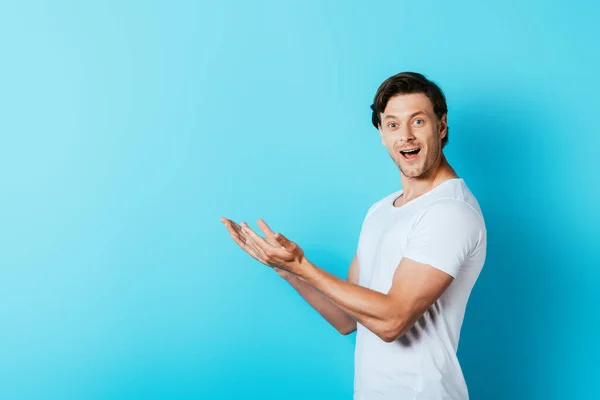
(221, 72, 487, 399)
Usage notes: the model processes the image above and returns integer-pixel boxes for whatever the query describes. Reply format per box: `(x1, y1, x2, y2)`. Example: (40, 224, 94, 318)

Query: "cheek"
(425, 132, 440, 148)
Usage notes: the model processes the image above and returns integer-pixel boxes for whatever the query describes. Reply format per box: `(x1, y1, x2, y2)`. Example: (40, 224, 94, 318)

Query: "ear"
(438, 114, 448, 140)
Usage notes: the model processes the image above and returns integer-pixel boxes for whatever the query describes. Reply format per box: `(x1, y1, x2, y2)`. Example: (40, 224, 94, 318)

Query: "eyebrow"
(383, 111, 427, 120)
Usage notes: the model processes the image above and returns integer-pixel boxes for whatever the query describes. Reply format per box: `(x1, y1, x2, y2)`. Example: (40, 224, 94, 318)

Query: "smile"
(400, 148, 421, 161)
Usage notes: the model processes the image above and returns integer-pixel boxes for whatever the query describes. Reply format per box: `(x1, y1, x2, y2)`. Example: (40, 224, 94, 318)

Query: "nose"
(396, 125, 416, 143)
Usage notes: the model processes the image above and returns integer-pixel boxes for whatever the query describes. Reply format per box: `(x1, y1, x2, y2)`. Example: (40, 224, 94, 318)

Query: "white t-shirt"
(354, 178, 487, 400)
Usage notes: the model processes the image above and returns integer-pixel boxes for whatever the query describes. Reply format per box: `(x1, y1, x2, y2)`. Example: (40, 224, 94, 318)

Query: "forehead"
(382, 93, 434, 117)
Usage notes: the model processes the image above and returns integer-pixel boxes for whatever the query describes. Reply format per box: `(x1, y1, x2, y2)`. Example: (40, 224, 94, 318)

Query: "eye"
(413, 119, 424, 126)
(387, 122, 398, 129)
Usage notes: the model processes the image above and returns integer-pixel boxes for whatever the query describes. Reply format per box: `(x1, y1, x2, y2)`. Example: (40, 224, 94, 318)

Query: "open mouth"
(400, 148, 421, 161)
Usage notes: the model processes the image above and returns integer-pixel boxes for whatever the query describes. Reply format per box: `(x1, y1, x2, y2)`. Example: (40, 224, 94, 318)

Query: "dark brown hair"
(370, 72, 449, 148)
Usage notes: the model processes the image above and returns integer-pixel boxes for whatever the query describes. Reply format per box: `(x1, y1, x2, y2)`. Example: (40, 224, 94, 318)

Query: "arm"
(292, 200, 483, 342)
(275, 254, 359, 335)
(243, 225, 453, 342)
(238, 201, 482, 343)
(237, 221, 445, 342)
(296, 257, 453, 342)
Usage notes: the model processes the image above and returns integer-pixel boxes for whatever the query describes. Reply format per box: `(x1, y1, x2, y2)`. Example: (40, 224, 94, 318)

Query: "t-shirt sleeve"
(402, 199, 484, 278)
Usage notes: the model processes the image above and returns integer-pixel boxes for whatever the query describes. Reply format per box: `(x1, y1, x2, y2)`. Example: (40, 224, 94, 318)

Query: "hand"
(221, 217, 306, 276)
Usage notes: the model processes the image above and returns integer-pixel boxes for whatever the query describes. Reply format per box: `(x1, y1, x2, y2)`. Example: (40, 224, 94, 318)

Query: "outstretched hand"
(220, 217, 307, 276)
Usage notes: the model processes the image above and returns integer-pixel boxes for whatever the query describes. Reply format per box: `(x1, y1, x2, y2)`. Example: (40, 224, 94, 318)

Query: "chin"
(402, 170, 424, 178)
(398, 163, 425, 178)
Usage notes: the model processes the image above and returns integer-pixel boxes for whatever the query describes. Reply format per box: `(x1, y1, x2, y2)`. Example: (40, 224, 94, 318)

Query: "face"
(378, 93, 447, 179)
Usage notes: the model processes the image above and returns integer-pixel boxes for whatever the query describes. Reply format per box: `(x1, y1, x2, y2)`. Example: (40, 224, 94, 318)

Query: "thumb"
(275, 233, 294, 250)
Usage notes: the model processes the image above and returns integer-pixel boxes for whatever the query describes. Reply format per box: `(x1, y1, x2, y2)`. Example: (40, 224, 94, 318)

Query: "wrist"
(295, 257, 319, 284)
(274, 267, 293, 280)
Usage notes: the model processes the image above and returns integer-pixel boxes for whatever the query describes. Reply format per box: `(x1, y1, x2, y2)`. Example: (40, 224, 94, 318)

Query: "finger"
(223, 218, 274, 265)
(222, 218, 237, 236)
(243, 228, 268, 258)
(257, 218, 276, 237)
(222, 219, 245, 241)
(256, 219, 284, 248)
(221, 217, 239, 231)
(242, 224, 283, 256)
(229, 229, 267, 263)
(241, 221, 280, 250)
(224, 219, 263, 256)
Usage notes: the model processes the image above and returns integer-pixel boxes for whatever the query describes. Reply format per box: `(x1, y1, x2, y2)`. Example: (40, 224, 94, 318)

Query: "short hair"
(370, 72, 449, 148)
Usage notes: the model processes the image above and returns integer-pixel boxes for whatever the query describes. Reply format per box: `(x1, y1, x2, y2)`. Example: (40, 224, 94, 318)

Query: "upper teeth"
(402, 148, 419, 152)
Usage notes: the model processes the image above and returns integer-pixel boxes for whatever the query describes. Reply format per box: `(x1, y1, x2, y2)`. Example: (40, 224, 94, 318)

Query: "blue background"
(1, 1, 599, 399)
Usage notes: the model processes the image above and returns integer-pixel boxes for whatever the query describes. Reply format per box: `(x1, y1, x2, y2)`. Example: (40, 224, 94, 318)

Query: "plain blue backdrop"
(1, 1, 599, 399)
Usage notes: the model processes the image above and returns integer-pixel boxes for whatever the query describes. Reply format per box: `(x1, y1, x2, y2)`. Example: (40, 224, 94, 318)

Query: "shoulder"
(417, 179, 486, 226)
(408, 198, 487, 259)
(420, 198, 484, 225)
(411, 199, 486, 247)
(409, 197, 486, 247)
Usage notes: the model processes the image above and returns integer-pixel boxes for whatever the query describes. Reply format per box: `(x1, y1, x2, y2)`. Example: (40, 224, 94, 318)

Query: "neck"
(398, 153, 458, 204)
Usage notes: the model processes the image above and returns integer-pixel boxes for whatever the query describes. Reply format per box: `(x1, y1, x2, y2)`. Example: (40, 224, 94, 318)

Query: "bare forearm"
(278, 270, 357, 334)
(295, 260, 400, 340)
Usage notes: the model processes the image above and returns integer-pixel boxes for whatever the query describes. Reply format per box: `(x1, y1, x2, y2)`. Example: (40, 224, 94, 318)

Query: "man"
(221, 72, 487, 399)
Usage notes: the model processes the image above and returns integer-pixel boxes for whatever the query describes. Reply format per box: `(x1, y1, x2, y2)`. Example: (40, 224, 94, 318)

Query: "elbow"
(337, 322, 357, 336)
(379, 331, 400, 343)
(378, 318, 406, 343)
(339, 327, 356, 336)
